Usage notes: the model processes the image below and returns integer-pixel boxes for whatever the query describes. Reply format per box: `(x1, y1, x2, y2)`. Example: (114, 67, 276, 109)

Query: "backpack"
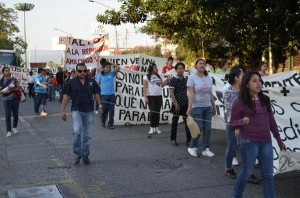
(13, 86, 26, 102)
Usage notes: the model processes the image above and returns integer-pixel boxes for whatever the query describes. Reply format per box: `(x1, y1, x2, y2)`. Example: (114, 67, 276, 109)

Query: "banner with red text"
(65, 36, 109, 69)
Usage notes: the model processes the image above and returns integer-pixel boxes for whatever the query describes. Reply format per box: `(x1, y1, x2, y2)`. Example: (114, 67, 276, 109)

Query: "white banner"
(261, 72, 300, 174)
(100, 54, 166, 72)
(65, 36, 109, 69)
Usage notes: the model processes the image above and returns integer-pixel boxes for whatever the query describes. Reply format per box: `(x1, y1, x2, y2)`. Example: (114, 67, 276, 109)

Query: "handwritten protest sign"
(276, 151, 300, 174)
(65, 36, 109, 69)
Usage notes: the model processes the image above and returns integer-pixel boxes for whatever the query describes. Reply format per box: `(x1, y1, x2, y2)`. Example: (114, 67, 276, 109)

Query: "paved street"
(0, 98, 299, 198)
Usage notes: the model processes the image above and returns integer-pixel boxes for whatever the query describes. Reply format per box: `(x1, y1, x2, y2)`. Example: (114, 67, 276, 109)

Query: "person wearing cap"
(34, 67, 48, 116)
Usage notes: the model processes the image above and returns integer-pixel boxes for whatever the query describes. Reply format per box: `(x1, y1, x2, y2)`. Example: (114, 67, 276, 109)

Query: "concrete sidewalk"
(0, 99, 299, 197)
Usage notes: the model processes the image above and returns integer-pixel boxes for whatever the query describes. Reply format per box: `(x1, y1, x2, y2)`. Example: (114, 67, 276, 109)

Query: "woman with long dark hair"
(0, 67, 20, 137)
(143, 63, 168, 135)
(223, 66, 244, 178)
(186, 58, 216, 157)
(230, 71, 286, 197)
(258, 61, 269, 77)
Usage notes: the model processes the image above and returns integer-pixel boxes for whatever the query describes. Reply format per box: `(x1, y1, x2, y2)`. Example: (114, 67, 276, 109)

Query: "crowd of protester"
(0, 56, 285, 198)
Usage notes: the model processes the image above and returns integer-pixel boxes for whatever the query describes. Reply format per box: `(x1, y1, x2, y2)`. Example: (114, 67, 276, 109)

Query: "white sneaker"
(188, 148, 198, 157)
(12, 128, 18, 134)
(149, 127, 154, 135)
(155, 127, 162, 134)
(40, 111, 48, 116)
(6, 132, 12, 137)
(202, 148, 215, 157)
(255, 159, 259, 165)
(232, 157, 239, 166)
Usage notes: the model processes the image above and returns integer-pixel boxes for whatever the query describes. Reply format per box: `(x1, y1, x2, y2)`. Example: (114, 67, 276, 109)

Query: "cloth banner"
(64, 35, 109, 69)
(100, 54, 167, 72)
(276, 151, 300, 174)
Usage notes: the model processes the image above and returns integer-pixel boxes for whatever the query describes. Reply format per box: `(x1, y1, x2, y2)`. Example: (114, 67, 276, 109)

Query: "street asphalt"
(0, 98, 299, 198)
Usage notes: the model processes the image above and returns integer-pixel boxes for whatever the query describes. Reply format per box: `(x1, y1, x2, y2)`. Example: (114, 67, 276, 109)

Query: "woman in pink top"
(230, 71, 286, 198)
(258, 62, 269, 77)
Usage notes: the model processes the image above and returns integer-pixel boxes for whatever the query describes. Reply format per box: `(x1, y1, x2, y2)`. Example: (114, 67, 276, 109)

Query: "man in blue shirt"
(96, 61, 120, 129)
(34, 68, 48, 116)
(61, 63, 102, 165)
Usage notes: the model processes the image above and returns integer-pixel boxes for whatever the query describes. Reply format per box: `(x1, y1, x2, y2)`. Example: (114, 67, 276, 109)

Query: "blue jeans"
(3, 99, 19, 132)
(234, 138, 275, 198)
(71, 111, 94, 157)
(101, 95, 116, 127)
(189, 106, 213, 150)
(225, 124, 237, 170)
(48, 85, 55, 101)
(34, 93, 47, 113)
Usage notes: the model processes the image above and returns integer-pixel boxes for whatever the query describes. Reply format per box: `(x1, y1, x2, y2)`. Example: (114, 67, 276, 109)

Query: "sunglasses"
(77, 69, 88, 73)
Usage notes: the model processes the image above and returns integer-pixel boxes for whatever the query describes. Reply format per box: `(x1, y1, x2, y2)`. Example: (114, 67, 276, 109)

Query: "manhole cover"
(146, 159, 182, 170)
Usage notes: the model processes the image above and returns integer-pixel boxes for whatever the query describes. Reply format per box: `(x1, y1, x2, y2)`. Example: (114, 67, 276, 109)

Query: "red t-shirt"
(162, 65, 173, 74)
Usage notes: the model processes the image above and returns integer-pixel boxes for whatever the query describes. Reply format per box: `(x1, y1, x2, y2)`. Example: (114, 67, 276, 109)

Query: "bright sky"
(2, 0, 156, 51)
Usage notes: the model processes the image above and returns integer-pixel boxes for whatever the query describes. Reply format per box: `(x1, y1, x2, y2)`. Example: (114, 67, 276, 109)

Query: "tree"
(0, 3, 26, 58)
(47, 61, 55, 68)
(96, 0, 300, 70)
(121, 44, 161, 56)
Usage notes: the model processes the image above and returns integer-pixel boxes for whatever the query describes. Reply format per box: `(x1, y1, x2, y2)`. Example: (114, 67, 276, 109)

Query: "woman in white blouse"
(143, 63, 168, 135)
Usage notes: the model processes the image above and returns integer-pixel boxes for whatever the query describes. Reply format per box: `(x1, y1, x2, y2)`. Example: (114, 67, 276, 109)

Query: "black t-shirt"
(169, 75, 188, 107)
(64, 77, 100, 112)
(56, 71, 64, 85)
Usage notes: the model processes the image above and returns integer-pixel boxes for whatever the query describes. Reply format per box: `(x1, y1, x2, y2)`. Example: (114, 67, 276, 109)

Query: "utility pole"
(125, 29, 128, 50)
(268, 32, 273, 74)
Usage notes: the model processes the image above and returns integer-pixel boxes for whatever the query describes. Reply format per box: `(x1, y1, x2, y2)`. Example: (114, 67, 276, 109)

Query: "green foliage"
(121, 44, 161, 56)
(95, 0, 300, 70)
(0, 3, 26, 58)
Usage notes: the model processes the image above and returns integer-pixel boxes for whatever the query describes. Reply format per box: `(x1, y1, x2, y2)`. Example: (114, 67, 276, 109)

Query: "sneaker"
(6, 132, 12, 137)
(202, 148, 215, 157)
(12, 128, 18, 134)
(149, 127, 154, 135)
(74, 155, 81, 165)
(35, 112, 40, 115)
(188, 147, 198, 157)
(155, 127, 162, 134)
(40, 111, 48, 116)
(82, 156, 91, 165)
(232, 157, 239, 166)
(225, 169, 237, 179)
